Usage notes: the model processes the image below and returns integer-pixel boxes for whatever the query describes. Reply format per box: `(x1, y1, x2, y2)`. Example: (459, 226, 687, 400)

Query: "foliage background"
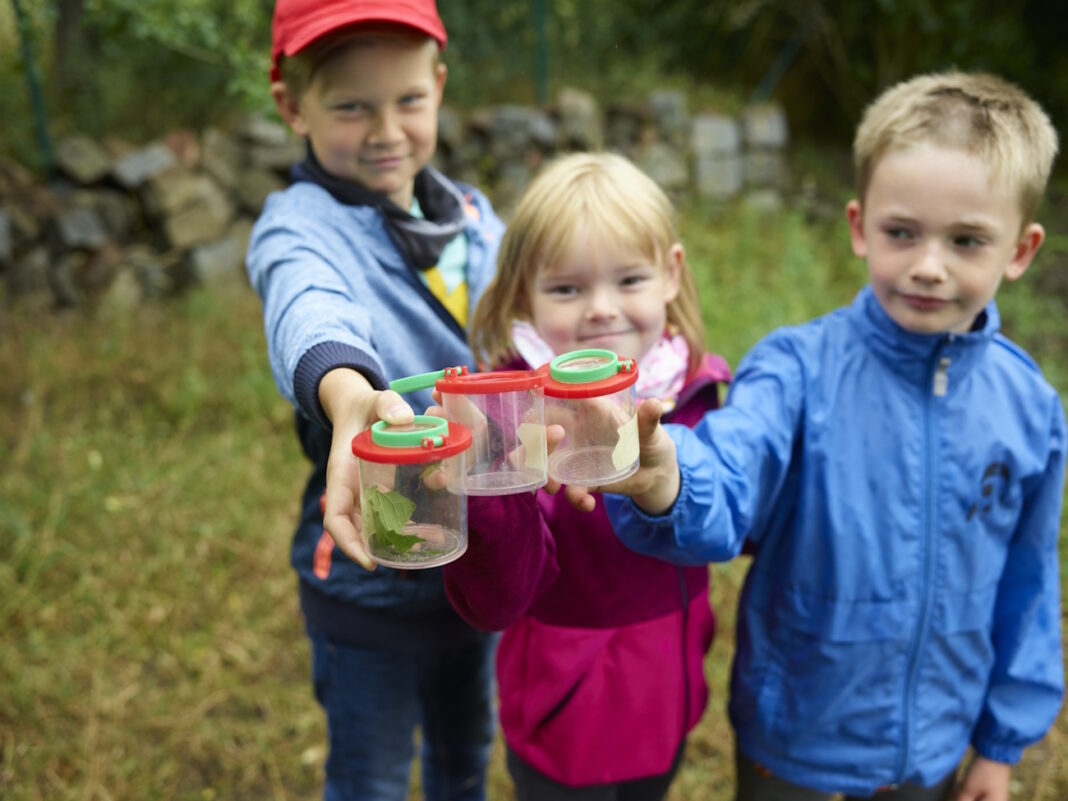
(2, 0, 1068, 168)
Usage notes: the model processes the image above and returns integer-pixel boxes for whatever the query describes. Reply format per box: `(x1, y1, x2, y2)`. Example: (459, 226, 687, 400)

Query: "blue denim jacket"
(247, 171, 504, 641)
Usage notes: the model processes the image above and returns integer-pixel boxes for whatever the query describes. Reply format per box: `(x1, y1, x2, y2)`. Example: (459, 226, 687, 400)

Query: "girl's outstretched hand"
(320, 369, 415, 571)
(561, 398, 681, 515)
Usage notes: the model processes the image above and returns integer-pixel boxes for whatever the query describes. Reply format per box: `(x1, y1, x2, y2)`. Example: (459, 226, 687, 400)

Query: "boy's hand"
(563, 399, 681, 515)
(320, 368, 414, 571)
(954, 756, 1010, 801)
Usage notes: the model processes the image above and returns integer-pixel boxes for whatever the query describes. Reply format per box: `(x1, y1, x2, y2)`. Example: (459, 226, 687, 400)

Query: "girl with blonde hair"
(442, 152, 732, 800)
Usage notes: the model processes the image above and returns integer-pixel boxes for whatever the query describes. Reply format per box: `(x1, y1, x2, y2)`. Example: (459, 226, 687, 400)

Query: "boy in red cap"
(246, 2, 505, 799)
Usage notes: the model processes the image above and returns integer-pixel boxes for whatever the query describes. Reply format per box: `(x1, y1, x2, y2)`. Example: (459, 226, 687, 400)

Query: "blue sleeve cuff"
(294, 341, 387, 429)
(603, 462, 704, 566)
(604, 493, 676, 526)
(972, 740, 1022, 766)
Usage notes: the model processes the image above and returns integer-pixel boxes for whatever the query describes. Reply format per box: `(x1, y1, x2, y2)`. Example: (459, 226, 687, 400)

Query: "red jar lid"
(537, 349, 639, 399)
(437, 369, 546, 395)
(352, 417, 473, 464)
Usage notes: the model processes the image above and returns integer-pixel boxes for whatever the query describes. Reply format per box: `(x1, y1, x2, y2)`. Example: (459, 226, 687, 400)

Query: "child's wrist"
(319, 368, 375, 427)
(633, 463, 680, 516)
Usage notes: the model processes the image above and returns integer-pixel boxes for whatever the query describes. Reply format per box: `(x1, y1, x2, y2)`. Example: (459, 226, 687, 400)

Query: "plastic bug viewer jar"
(351, 415, 473, 569)
(435, 366, 548, 495)
(540, 349, 639, 486)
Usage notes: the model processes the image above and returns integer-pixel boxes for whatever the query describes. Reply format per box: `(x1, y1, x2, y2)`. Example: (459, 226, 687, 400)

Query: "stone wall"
(0, 88, 790, 311)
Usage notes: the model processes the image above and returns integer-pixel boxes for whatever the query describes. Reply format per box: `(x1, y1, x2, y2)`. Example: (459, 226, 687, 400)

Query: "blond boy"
(601, 72, 1065, 801)
(246, 2, 505, 798)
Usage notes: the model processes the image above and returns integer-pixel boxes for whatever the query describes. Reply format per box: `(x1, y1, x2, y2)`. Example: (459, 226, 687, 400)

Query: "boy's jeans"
(308, 624, 498, 801)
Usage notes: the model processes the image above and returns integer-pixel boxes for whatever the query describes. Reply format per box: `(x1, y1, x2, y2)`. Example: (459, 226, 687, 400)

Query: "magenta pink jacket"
(443, 353, 732, 786)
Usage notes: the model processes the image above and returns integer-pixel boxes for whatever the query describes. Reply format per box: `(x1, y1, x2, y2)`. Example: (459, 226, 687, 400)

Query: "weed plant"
(1, 202, 1065, 800)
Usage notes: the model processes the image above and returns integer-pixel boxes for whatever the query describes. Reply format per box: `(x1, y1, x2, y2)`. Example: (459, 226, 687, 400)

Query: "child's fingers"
(325, 412, 377, 571)
(421, 461, 452, 491)
(322, 483, 376, 571)
(538, 426, 566, 494)
(376, 389, 415, 425)
(545, 423, 565, 453)
(440, 393, 487, 432)
(563, 483, 596, 512)
(636, 398, 664, 449)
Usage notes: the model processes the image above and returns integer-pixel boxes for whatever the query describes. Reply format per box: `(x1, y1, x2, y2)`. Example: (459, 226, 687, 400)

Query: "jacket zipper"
(897, 340, 950, 782)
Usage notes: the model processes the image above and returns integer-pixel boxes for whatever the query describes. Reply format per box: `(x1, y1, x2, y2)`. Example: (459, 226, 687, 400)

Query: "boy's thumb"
(379, 390, 415, 424)
(637, 398, 664, 442)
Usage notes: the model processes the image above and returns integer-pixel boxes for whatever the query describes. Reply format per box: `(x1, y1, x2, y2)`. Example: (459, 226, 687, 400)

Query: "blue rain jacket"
(606, 286, 1065, 795)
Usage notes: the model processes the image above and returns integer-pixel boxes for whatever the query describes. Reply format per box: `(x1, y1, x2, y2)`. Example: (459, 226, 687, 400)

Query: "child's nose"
(910, 242, 948, 282)
(368, 108, 402, 144)
(585, 287, 620, 319)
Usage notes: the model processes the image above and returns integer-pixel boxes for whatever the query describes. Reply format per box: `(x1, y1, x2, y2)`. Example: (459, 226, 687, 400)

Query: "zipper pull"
(932, 356, 951, 397)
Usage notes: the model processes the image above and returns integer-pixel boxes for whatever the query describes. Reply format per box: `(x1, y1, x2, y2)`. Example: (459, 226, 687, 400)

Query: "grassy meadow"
(2, 192, 1067, 800)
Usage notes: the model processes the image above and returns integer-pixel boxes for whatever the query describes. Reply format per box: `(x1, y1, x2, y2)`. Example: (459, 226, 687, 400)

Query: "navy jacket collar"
(291, 145, 468, 270)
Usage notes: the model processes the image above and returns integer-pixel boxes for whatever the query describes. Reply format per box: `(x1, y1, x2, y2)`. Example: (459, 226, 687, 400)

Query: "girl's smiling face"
(529, 228, 682, 361)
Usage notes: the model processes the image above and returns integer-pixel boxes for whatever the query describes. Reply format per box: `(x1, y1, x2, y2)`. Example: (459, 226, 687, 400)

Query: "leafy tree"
(2, 0, 1065, 164)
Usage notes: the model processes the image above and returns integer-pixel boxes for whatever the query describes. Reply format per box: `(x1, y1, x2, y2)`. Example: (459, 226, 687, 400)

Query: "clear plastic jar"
(435, 367, 548, 495)
(350, 415, 472, 569)
(540, 349, 639, 486)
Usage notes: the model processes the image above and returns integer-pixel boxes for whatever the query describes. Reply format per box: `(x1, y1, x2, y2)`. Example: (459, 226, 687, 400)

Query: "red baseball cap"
(270, 0, 447, 81)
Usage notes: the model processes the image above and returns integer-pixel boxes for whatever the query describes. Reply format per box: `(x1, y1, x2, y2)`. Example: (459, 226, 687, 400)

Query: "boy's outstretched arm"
(597, 333, 804, 565)
(318, 367, 415, 570)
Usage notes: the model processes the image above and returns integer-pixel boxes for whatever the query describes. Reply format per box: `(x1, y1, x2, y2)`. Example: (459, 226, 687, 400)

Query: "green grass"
(2, 201, 1067, 800)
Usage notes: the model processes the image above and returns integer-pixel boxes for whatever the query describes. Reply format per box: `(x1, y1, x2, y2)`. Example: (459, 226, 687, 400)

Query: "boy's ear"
(271, 81, 310, 138)
(1004, 222, 1044, 282)
(846, 199, 867, 258)
(433, 62, 447, 106)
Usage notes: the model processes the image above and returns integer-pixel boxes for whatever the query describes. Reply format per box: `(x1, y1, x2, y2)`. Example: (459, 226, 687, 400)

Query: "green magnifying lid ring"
(549, 348, 622, 384)
(389, 369, 447, 394)
(370, 415, 450, 448)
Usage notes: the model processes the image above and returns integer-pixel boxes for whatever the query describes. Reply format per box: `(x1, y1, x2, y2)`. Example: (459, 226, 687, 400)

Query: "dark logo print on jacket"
(966, 461, 1011, 521)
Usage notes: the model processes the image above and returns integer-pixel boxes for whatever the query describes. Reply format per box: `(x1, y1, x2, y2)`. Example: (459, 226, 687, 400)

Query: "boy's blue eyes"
(882, 228, 985, 248)
(329, 94, 426, 114)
